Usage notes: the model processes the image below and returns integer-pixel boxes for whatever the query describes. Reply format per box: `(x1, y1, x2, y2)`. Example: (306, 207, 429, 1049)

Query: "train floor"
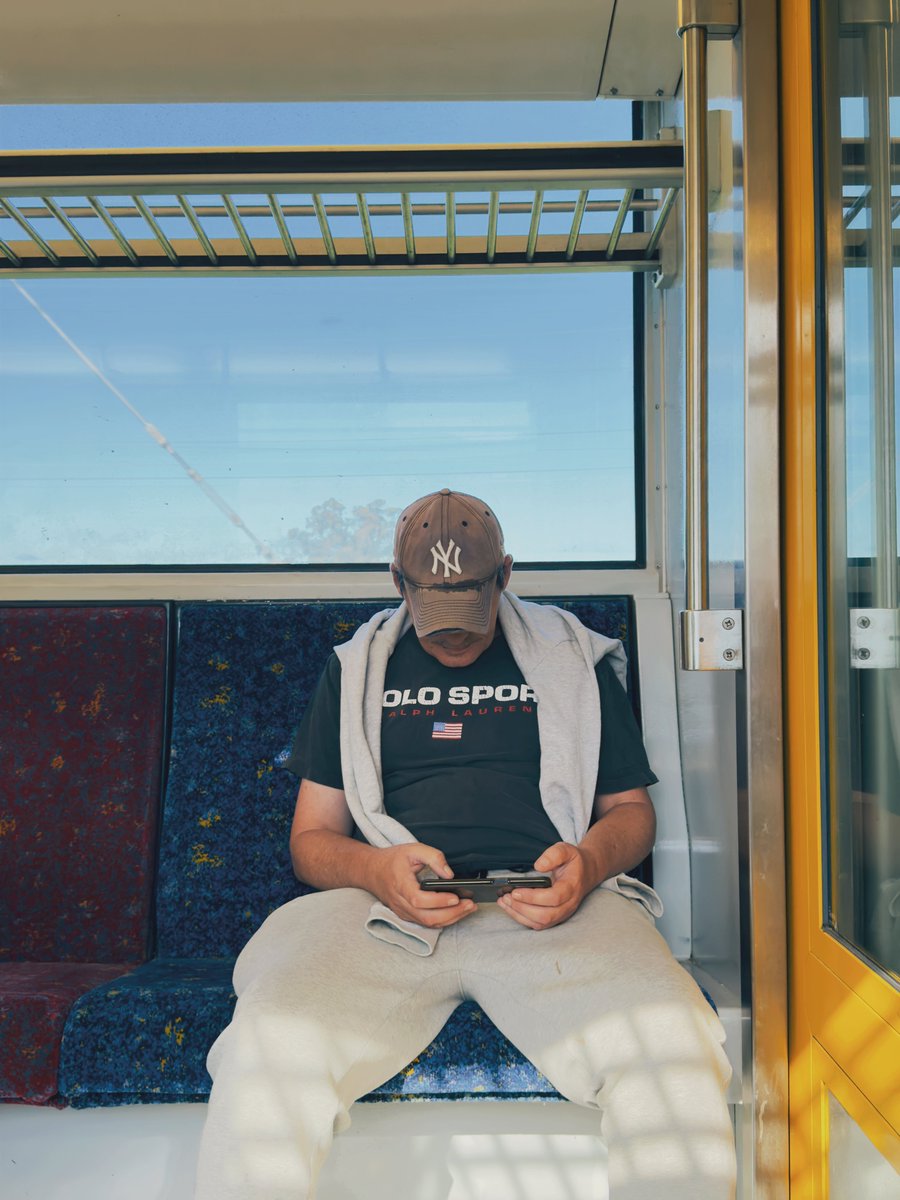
(4, 1100, 613, 1200)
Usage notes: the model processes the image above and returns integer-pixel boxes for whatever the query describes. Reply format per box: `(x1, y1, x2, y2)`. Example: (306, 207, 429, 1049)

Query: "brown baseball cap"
(393, 489, 506, 637)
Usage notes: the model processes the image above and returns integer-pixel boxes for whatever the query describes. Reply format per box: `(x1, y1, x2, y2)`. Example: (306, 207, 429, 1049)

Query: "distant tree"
(279, 498, 399, 563)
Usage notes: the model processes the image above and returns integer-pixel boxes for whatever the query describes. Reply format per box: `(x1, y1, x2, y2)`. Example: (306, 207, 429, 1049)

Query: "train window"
(818, 8, 900, 978)
(1, 99, 633, 150)
(0, 102, 643, 570)
(828, 1093, 900, 1196)
(1, 272, 638, 569)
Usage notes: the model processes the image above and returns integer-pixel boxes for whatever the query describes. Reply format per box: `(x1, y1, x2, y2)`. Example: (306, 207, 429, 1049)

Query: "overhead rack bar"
(0, 143, 685, 197)
(266, 194, 297, 265)
(11, 197, 666, 222)
(401, 192, 416, 264)
(221, 193, 258, 264)
(356, 193, 376, 262)
(645, 187, 678, 258)
(0, 196, 61, 264)
(446, 191, 456, 264)
(87, 196, 140, 265)
(132, 194, 178, 265)
(0, 236, 21, 266)
(179, 195, 219, 264)
(606, 187, 634, 259)
(525, 189, 544, 263)
(486, 191, 499, 264)
(843, 188, 870, 227)
(312, 193, 337, 264)
(40, 195, 100, 265)
(0, 141, 685, 276)
(565, 189, 589, 261)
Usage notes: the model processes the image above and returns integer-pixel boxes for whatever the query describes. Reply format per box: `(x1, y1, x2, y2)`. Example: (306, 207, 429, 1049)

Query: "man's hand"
(291, 783, 475, 928)
(368, 843, 476, 928)
(497, 787, 656, 931)
(497, 842, 596, 930)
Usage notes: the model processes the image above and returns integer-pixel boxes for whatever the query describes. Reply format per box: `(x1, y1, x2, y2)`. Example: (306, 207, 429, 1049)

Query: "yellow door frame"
(781, 1, 900, 1194)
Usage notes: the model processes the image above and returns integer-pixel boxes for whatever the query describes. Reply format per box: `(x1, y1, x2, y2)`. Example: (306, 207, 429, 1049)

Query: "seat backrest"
(0, 605, 167, 963)
(155, 601, 392, 957)
(154, 596, 641, 959)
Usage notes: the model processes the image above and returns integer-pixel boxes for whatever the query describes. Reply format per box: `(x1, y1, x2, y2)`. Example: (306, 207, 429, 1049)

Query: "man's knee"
(591, 997, 731, 1121)
(233, 888, 373, 994)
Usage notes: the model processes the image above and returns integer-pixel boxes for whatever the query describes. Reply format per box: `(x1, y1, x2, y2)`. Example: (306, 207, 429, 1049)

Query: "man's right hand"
(368, 843, 476, 928)
(291, 782, 475, 927)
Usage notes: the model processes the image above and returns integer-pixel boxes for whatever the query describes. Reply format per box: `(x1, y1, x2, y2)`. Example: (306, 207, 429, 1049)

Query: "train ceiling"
(2, 0, 684, 104)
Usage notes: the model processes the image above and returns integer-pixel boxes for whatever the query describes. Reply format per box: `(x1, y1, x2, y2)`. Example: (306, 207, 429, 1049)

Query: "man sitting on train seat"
(195, 488, 736, 1200)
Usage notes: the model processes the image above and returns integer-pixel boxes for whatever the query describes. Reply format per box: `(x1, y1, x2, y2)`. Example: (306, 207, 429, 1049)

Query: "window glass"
(828, 1094, 900, 1198)
(1, 269, 637, 567)
(0, 101, 639, 568)
(818, 8, 900, 978)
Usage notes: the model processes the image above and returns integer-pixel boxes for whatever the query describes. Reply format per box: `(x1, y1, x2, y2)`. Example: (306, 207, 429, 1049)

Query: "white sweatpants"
(196, 888, 736, 1200)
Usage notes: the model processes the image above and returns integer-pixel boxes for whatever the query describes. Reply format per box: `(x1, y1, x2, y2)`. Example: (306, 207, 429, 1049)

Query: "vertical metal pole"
(684, 23, 710, 614)
(679, 1, 742, 672)
(741, 0, 789, 1192)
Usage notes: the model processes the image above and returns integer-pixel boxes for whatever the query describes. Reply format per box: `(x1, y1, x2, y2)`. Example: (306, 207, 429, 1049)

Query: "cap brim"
(405, 581, 494, 637)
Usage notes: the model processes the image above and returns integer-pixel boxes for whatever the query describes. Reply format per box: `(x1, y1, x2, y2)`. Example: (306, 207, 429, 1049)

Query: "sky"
(0, 100, 632, 151)
(0, 100, 649, 568)
(4, 89, 896, 570)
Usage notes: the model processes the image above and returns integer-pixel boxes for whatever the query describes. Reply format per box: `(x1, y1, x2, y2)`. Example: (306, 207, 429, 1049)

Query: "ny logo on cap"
(430, 539, 462, 578)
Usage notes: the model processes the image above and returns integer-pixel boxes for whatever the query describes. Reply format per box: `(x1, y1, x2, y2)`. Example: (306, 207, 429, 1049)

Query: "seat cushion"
(59, 958, 237, 1107)
(58, 959, 559, 1107)
(0, 962, 133, 1104)
(370, 1000, 559, 1100)
(58, 955, 712, 1109)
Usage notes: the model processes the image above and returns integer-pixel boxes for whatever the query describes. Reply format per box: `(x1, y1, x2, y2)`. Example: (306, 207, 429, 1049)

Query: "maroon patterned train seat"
(0, 606, 167, 1105)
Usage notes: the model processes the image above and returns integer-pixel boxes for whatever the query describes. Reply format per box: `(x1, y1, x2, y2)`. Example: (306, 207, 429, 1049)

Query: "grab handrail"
(677, 1, 743, 670)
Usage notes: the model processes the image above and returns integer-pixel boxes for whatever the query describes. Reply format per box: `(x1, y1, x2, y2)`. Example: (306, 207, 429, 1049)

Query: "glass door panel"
(829, 1093, 900, 1197)
(821, 4, 900, 980)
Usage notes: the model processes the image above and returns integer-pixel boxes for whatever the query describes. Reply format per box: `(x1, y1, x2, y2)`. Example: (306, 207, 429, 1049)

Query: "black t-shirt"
(285, 628, 657, 871)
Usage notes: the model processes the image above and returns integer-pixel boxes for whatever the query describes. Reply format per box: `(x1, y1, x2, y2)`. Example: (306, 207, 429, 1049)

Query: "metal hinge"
(681, 609, 744, 671)
(850, 608, 900, 668)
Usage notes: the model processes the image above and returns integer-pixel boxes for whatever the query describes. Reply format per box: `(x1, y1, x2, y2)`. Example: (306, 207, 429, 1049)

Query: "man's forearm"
(291, 828, 382, 892)
(576, 800, 656, 893)
(292, 828, 473, 929)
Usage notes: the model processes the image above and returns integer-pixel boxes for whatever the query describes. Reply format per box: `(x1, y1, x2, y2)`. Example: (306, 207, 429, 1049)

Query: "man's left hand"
(497, 842, 597, 930)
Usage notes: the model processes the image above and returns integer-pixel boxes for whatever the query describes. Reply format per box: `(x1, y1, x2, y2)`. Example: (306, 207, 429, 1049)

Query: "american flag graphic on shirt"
(432, 721, 463, 740)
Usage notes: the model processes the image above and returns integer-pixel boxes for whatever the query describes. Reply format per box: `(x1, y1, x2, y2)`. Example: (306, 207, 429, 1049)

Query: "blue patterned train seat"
(59, 597, 637, 1107)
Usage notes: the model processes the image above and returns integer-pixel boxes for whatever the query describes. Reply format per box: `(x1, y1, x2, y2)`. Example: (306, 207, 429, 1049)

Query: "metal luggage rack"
(841, 137, 900, 260)
(0, 142, 683, 276)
